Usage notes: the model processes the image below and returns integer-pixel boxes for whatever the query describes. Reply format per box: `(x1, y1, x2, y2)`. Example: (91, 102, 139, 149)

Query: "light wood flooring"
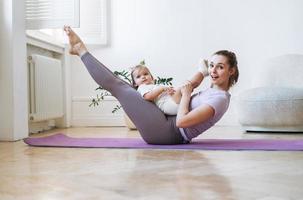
(1, 126, 303, 200)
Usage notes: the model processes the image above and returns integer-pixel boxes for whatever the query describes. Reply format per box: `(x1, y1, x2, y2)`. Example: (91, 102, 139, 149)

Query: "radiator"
(28, 54, 64, 122)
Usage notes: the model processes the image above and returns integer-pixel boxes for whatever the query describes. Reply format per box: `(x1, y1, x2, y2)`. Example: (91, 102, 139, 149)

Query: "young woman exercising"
(64, 26, 239, 145)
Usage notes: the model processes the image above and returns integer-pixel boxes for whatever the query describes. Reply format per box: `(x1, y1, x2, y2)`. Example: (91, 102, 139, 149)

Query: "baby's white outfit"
(137, 84, 179, 115)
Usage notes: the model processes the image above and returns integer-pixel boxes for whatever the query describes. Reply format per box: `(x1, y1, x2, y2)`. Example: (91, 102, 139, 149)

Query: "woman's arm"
(143, 86, 169, 101)
(188, 59, 209, 89)
(188, 72, 204, 89)
(176, 83, 214, 128)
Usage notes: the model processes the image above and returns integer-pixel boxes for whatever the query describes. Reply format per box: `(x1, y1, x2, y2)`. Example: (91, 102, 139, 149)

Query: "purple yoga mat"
(23, 133, 303, 151)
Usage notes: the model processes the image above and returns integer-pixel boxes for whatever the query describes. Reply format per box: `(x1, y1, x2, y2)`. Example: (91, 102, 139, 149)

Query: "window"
(25, 0, 108, 45)
(75, 0, 108, 45)
(25, 0, 80, 29)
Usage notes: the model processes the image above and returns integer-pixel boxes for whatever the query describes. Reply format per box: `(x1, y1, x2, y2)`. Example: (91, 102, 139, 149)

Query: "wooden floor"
(1, 126, 303, 200)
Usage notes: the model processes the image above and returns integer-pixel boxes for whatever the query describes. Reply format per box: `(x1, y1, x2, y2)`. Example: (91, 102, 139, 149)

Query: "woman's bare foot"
(64, 25, 87, 56)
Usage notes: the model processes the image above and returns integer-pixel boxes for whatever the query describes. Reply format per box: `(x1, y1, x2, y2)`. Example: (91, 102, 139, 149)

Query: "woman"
(64, 26, 239, 145)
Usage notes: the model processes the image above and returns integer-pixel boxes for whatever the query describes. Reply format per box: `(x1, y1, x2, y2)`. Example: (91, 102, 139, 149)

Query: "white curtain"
(75, 0, 108, 44)
(25, 0, 80, 29)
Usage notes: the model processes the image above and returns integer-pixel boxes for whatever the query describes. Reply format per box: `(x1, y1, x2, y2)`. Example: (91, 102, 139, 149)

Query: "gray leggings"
(81, 52, 185, 144)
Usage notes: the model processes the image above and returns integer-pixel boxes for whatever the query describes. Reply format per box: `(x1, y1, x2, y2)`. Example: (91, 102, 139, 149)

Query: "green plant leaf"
(139, 60, 145, 65)
(155, 76, 173, 85)
(95, 86, 103, 90)
(114, 70, 132, 84)
(112, 105, 122, 113)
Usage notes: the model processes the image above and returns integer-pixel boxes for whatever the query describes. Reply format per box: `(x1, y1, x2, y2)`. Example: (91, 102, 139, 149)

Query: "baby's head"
(131, 65, 154, 89)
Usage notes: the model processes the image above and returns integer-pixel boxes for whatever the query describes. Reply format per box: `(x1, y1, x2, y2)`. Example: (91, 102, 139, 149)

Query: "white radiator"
(28, 54, 64, 122)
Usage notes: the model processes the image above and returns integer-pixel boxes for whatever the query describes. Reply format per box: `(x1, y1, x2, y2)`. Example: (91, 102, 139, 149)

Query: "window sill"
(26, 30, 65, 54)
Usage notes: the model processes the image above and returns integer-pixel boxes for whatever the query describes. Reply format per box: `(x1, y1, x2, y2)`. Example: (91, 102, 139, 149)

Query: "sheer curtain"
(25, 0, 107, 45)
(25, 0, 80, 29)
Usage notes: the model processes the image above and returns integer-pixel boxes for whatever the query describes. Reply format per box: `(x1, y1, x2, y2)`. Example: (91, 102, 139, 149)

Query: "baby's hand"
(165, 87, 175, 95)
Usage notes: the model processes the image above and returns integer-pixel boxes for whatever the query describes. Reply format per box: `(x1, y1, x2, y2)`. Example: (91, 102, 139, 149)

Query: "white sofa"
(237, 54, 303, 132)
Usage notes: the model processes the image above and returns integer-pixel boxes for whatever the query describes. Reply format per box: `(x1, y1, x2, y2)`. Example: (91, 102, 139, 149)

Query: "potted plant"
(89, 60, 173, 129)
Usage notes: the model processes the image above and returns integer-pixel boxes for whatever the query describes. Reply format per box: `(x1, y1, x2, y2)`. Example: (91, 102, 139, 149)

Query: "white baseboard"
(71, 96, 241, 127)
(72, 96, 126, 127)
(29, 120, 56, 133)
(72, 115, 125, 127)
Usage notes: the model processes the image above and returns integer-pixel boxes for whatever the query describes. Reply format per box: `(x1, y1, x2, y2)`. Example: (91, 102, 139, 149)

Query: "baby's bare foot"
(198, 59, 209, 77)
(64, 25, 87, 56)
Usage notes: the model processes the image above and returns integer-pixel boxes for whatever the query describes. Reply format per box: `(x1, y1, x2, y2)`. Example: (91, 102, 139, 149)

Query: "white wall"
(0, 0, 13, 138)
(0, 0, 28, 140)
(71, 0, 303, 126)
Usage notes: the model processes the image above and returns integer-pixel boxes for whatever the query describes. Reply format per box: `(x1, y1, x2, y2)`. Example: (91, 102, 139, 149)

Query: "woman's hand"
(165, 86, 176, 95)
(180, 81, 193, 96)
(176, 80, 214, 128)
(176, 81, 192, 127)
(159, 86, 175, 95)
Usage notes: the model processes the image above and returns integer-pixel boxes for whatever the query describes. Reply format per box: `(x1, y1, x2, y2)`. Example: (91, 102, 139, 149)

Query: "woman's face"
(208, 54, 234, 89)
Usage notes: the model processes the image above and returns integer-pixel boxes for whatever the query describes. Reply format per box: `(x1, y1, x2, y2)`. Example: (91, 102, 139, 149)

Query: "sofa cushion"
(237, 87, 303, 127)
(238, 87, 303, 101)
